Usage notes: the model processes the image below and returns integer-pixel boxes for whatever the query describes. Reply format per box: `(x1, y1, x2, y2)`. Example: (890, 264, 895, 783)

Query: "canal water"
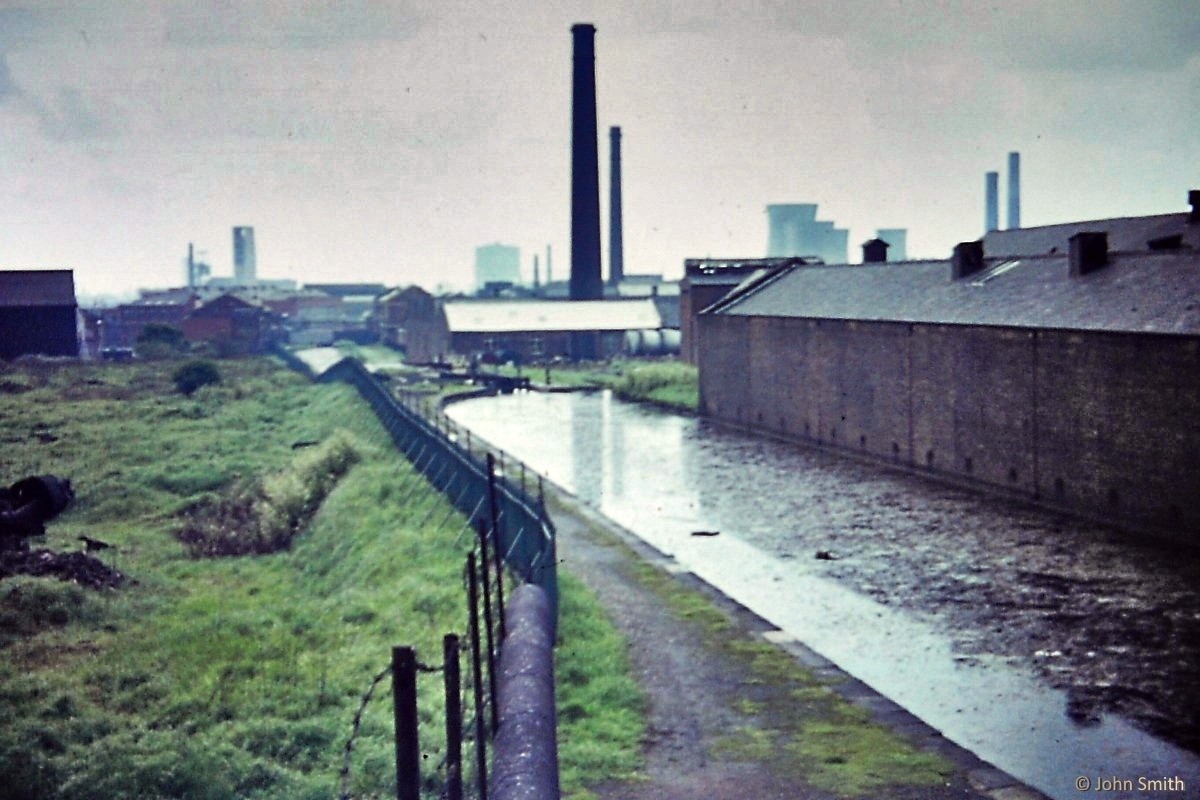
(446, 389, 1200, 800)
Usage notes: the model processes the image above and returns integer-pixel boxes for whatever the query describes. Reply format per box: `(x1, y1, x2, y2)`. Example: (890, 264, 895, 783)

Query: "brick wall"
(697, 313, 1200, 541)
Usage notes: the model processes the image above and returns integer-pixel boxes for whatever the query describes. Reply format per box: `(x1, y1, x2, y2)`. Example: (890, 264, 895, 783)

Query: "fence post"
(476, 521, 500, 734)
(392, 646, 420, 800)
(466, 555, 490, 800)
(443, 634, 463, 800)
(486, 454, 507, 641)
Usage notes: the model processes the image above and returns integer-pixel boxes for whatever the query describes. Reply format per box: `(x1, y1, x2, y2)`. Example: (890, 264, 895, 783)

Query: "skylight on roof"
(971, 259, 1022, 286)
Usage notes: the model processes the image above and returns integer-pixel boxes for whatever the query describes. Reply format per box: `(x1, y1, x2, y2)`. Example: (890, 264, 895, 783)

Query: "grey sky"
(1, 1, 1197, 296)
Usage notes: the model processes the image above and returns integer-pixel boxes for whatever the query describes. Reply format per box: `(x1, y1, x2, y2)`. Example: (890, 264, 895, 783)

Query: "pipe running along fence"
(276, 349, 560, 798)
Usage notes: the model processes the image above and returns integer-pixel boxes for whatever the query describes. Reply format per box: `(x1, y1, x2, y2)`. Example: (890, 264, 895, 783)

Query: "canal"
(446, 389, 1200, 800)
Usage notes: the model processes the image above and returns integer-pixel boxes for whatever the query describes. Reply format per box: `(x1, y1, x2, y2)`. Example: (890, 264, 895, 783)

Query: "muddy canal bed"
(446, 390, 1200, 768)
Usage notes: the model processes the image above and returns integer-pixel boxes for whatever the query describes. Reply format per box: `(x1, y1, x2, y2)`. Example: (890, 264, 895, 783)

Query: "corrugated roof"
(710, 252, 1200, 335)
(0, 270, 77, 307)
(444, 299, 662, 333)
(983, 213, 1200, 258)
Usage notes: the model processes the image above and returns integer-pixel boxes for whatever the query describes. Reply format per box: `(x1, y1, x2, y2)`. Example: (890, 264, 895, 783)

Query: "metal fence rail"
(310, 355, 558, 632)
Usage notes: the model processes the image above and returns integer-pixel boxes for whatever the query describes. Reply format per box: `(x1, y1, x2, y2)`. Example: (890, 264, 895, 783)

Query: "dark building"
(680, 257, 813, 364)
(0, 270, 80, 360)
(698, 217, 1200, 543)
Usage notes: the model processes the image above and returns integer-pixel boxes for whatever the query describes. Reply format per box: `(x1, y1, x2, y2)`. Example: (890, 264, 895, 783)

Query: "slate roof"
(444, 299, 662, 333)
(709, 252, 1200, 335)
(983, 213, 1200, 258)
(0, 270, 77, 307)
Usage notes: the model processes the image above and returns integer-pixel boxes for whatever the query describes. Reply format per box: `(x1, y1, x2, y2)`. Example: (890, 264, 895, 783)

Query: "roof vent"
(1147, 234, 1183, 251)
(1189, 189, 1200, 223)
(1069, 231, 1108, 276)
(862, 238, 889, 263)
(950, 241, 984, 279)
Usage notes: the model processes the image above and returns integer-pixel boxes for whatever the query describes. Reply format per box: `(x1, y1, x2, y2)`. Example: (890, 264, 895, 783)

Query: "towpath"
(550, 490, 1046, 800)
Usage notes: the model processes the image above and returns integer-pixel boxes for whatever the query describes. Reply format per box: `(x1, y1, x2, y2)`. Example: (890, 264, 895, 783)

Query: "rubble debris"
(0, 548, 126, 589)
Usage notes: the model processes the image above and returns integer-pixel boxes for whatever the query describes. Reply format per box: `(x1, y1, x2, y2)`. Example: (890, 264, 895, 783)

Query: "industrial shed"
(406, 298, 664, 363)
(698, 233, 1200, 543)
(0, 270, 80, 360)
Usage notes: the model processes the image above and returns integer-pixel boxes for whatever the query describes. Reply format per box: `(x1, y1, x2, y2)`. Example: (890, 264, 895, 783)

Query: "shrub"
(135, 324, 188, 359)
(172, 361, 221, 396)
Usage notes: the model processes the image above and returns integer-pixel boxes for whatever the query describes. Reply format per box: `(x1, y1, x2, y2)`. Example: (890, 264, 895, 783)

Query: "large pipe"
(491, 584, 560, 800)
(985, 171, 999, 233)
(1007, 151, 1021, 229)
(570, 24, 602, 303)
(608, 125, 624, 287)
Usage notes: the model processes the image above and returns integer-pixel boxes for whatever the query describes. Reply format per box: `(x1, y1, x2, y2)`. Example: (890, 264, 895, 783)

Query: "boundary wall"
(698, 314, 1200, 542)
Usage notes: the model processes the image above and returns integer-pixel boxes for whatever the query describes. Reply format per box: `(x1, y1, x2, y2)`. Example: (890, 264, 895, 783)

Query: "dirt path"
(550, 493, 1046, 800)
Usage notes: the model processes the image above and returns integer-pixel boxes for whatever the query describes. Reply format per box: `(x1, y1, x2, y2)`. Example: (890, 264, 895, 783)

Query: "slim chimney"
(533, 254, 540, 289)
(1069, 232, 1108, 276)
(985, 171, 999, 233)
(609, 125, 624, 287)
(187, 242, 195, 288)
(1007, 152, 1021, 229)
(570, 23, 603, 303)
(546, 244, 553, 284)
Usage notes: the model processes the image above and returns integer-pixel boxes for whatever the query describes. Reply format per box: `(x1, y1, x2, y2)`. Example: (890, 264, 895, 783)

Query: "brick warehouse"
(697, 227, 1200, 543)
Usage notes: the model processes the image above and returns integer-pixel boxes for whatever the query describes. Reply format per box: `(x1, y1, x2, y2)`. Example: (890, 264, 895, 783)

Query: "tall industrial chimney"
(533, 254, 540, 289)
(608, 125, 624, 287)
(187, 242, 195, 289)
(570, 24, 603, 304)
(546, 244, 553, 284)
(1007, 152, 1021, 229)
(985, 171, 999, 233)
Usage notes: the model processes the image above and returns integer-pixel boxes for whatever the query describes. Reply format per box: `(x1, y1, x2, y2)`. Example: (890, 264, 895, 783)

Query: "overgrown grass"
(555, 574, 645, 796)
(0, 357, 641, 799)
(178, 432, 360, 556)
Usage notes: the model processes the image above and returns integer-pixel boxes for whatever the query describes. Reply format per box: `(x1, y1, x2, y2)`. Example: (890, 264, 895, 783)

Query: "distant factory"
(695, 189, 1200, 543)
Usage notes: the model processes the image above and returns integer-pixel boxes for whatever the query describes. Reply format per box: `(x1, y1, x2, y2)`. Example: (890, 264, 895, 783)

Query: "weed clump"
(172, 360, 221, 396)
(178, 432, 360, 556)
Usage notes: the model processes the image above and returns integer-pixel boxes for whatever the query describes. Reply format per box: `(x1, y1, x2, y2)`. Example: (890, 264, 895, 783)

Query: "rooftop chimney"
(951, 241, 985, 279)
(570, 24, 602, 303)
(1069, 232, 1108, 276)
(985, 171, 999, 233)
(1189, 189, 1200, 223)
(862, 238, 889, 263)
(1007, 152, 1021, 229)
(608, 126, 624, 286)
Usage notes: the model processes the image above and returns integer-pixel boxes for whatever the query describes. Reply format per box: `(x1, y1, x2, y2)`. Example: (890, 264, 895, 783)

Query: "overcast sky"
(1, 1, 1197, 298)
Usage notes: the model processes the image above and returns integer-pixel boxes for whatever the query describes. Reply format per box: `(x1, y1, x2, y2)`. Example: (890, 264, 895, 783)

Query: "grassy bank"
(0, 357, 641, 799)
(495, 359, 699, 412)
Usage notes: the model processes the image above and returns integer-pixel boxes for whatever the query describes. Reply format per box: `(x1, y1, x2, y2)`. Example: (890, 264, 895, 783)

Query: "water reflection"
(446, 390, 1200, 800)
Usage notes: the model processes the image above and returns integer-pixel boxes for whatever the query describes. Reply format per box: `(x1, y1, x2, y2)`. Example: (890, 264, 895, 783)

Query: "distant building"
(475, 244, 521, 292)
(698, 192, 1200, 542)
(0, 270, 80, 360)
(875, 228, 908, 261)
(375, 285, 440, 351)
(97, 289, 199, 348)
(181, 294, 277, 356)
(765, 204, 847, 264)
(233, 226, 257, 283)
(404, 298, 663, 363)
